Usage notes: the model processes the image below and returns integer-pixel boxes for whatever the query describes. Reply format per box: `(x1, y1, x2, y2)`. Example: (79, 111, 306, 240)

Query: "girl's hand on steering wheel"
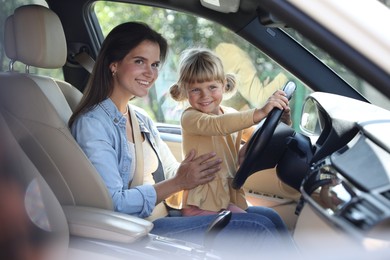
(253, 90, 290, 123)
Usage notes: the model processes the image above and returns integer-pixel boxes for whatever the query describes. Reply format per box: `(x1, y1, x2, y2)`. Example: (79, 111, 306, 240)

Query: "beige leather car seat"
(0, 109, 152, 248)
(0, 4, 113, 210)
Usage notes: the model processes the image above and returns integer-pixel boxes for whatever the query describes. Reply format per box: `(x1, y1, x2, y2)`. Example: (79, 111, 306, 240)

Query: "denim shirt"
(71, 98, 179, 218)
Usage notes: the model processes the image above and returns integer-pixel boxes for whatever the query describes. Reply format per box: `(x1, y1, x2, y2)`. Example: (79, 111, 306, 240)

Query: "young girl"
(169, 47, 291, 216)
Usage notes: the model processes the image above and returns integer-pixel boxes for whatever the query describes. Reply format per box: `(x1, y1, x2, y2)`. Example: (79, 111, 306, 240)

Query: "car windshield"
(91, 1, 313, 130)
(283, 0, 390, 110)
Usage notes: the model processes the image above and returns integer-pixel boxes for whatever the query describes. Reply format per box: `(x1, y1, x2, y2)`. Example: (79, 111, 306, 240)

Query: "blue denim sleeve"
(71, 115, 157, 218)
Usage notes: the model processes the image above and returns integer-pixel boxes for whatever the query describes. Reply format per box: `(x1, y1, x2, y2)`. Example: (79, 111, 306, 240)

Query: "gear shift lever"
(204, 210, 232, 249)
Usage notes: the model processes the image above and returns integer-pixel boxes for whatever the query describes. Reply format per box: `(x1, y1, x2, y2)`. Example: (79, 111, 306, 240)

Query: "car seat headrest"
(4, 15, 17, 63)
(9, 4, 67, 69)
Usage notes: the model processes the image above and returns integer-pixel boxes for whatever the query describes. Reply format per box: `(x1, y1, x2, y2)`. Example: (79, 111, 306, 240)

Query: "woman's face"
(186, 80, 224, 115)
(110, 40, 161, 99)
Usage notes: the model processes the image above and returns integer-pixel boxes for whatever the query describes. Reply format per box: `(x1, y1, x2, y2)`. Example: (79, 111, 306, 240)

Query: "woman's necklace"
(123, 106, 129, 116)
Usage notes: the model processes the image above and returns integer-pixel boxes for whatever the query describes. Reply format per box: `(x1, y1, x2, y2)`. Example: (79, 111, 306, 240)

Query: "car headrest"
(4, 15, 17, 63)
(8, 4, 67, 69)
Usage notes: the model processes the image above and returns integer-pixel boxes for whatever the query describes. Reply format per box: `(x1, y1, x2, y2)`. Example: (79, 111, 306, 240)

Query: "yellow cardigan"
(168, 106, 256, 212)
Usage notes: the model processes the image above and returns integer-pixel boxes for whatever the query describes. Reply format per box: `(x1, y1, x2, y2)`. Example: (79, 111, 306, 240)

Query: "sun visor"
(200, 0, 240, 13)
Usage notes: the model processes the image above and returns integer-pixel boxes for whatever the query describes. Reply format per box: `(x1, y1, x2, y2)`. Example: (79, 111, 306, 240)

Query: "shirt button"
(114, 118, 119, 123)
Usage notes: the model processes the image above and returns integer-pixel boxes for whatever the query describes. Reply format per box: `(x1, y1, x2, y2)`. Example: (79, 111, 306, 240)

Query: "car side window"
(92, 2, 312, 130)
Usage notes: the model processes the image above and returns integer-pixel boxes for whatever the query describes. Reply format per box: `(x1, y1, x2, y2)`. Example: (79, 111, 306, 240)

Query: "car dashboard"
(299, 92, 390, 240)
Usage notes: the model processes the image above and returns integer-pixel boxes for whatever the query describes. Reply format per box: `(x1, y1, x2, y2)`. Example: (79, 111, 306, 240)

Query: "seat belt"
(74, 51, 95, 74)
(128, 105, 168, 221)
(128, 105, 144, 188)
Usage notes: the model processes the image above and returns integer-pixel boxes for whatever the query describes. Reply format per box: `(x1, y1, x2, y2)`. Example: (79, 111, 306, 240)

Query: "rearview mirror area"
(200, 0, 240, 13)
(300, 97, 324, 140)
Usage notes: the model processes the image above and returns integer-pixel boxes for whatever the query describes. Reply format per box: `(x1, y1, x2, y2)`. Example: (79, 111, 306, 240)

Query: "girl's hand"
(253, 90, 290, 123)
(280, 107, 292, 126)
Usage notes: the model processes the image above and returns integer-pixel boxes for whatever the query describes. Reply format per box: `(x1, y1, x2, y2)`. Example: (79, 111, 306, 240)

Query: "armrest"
(62, 205, 153, 243)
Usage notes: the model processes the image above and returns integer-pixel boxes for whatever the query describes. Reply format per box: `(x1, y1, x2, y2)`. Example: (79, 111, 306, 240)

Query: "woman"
(69, 22, 295, 257)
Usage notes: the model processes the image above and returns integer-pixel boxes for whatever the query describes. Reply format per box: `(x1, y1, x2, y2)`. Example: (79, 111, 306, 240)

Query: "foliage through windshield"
(93, 2, 310, 128)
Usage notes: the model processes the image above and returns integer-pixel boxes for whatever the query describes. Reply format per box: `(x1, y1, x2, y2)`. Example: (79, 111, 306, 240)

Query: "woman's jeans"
(151, 206, 297, 258)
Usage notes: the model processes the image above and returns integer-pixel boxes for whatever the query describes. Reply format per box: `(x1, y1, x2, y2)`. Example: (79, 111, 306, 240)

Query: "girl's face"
(110, 40, 161, 99)
(187, 80, 224, 115)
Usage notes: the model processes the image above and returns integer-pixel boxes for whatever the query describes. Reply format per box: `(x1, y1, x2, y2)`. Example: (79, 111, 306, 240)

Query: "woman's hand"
(175, 149, 221, 190)
(154, 149, 221, 203)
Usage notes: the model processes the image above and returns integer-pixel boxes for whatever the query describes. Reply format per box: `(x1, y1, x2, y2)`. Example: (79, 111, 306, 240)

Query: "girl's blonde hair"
(170, 47, 236, 101)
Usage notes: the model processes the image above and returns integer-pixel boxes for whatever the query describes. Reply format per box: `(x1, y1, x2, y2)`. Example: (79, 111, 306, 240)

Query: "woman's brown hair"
(68, 22, 168, 127)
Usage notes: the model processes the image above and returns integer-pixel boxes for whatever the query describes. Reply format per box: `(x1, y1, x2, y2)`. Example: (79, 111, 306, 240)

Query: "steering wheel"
(232, 81, 296, 189)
